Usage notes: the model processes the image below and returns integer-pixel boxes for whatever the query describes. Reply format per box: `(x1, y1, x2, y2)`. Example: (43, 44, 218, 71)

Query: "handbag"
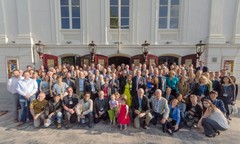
(228, 103, 239, 115)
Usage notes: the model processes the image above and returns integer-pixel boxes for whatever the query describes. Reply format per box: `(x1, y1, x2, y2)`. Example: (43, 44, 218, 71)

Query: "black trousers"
(94, 111, 108, 123)
(202, 118, 226, 136)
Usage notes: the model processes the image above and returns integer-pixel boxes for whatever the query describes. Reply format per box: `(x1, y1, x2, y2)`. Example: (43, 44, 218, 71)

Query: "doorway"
(109, 56, 130, 66)
(159, 56, 179, 67)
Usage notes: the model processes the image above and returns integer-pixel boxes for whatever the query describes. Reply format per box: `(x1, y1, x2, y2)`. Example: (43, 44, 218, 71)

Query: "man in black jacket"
(44, 95, 63, 129)
(195, 61, 209, 73)
(132, 70, 146, 96)
(132, 88, 152, 129)
(94, 91, 108, 123)
(62, 87, 79, 128)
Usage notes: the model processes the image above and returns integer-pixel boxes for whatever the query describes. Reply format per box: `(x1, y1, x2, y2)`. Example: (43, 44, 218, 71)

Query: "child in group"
(118, 97, 130, 130)
(108, 94, 119, 125)
(146, 76, 153, 98)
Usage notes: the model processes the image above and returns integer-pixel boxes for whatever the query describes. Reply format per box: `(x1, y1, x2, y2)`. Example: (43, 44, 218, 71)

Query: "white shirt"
(7, 76, 23, 94)
(16, 78, 38, 96)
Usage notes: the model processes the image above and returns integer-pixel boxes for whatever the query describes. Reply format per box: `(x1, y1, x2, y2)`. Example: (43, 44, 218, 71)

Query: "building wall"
(0, 0, 240, 83)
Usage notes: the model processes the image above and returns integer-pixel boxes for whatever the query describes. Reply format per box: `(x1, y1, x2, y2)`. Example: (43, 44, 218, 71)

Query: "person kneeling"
(198, 99, 229, 138)
(132, 88, 152, 129)
(166, 99, 181, 135)
(30, 92, 48, 128)
(44, 95, 63, 129)
(75, 92, 94, 128)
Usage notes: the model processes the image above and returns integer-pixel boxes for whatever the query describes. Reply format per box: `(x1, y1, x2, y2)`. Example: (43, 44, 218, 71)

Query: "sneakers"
(143, 125, 149, 130)
(17, 121, 24, 127)
(57, 123, 62, 129)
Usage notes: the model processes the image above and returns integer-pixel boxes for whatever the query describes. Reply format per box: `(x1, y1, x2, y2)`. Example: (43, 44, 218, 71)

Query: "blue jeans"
(19, 95, 36, 123)
(44, 112, 63, 127)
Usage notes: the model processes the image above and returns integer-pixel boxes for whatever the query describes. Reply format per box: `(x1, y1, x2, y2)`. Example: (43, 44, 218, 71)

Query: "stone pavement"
(0, 83, 240, 144)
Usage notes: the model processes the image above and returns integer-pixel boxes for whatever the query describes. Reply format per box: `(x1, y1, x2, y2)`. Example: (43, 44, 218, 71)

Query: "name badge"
(223, 93, 228, 97)
(100, 107, 104, 111)
(69, 100, 73, 105)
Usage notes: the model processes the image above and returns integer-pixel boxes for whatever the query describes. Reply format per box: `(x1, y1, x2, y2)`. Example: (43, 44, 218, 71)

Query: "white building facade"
(0, 0, 240, 83)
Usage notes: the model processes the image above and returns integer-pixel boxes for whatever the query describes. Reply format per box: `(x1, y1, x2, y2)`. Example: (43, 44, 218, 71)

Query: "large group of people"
(7, 60, 238, 137)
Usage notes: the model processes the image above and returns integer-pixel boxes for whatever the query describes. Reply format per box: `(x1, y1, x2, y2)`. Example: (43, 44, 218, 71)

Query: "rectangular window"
(159, 0, 179, 29)
(110, 0, 129, 29)
(60, 0, 80, 29)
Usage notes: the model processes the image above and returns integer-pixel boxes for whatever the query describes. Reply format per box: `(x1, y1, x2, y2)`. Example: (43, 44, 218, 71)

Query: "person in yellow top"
(124, 74, 132, 106)
(30, 92, 48, 128)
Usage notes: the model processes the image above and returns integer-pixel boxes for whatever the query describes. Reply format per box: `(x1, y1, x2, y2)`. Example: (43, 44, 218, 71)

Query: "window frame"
(109, 0, 130, 29)
(60, 0, 81, 30)
(159, 0, 179, 29)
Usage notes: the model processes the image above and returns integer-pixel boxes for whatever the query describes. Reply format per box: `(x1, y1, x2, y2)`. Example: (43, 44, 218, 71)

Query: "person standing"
(195, 61, 209, 73)
(7, 70, 23, 122)
(16, 71, 38, 126)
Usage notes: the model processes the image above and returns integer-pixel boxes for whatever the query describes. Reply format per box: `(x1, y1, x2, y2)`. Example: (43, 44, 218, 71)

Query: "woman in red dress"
(118, 97, 130, 130)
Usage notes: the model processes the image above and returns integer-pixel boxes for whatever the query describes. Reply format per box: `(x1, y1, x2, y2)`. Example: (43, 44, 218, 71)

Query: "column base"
(208, 34, 225, 44)
(15, 34, 33, 44)
(0, 35, 8, 44)
(232, 35, 240, 44)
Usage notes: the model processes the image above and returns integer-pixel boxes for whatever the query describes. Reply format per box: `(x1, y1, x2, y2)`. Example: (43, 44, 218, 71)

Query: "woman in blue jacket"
(165, 99, 181, 135)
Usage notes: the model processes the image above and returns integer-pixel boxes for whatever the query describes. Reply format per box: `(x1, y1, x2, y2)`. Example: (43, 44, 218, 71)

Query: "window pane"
(159, 18, 167, 29)
(159, 6, 168, 17)
(121, 18, 129, 29)
(121, 7, 129, 17)
(160, 0, 168, 5)
(72, 6, 80, 17)
(171, 0, 179, 5)
(121, 0, 129, 5)
(170, 6, 179, 17)
(170, 18, 178, 28)
(61, 18, 70, 29)
(110, 18, 118, 29)
(61, 6, 69, 17)
(72, 0, 80, 5)
(110, 0, 118, 5)
(61, 0, 69, 5)
(72, 18, 80, 29)
(110, 6, 118, 17)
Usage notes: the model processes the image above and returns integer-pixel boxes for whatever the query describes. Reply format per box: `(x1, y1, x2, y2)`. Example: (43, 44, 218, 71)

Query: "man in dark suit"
(94, 91, 108, 123)
(132, 88, 152, 129)
(63, 72, 76, 93)
(131, 70, 146, 96)
(195, 60, 209, 73)
(85, 74, 98, 101)
(158, 69, 167, 93)
(162, 87, 175, 104)
(118, 70, 127, 94)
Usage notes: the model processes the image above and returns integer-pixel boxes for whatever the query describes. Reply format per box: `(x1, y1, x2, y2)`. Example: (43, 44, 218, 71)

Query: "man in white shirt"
(7, 70, 23, 122)
(16, 71, 38, 126)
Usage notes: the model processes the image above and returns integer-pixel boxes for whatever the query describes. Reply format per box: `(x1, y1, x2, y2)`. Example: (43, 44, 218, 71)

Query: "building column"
(0, 0, 8, 44)
(233, 0, 240, 43)
(81, 0, 88, 45)
(15, 0, 33, 44)
(208, 0, 225, 44)
(100, 0, 108, 44)
(150, 0, 158, 45)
